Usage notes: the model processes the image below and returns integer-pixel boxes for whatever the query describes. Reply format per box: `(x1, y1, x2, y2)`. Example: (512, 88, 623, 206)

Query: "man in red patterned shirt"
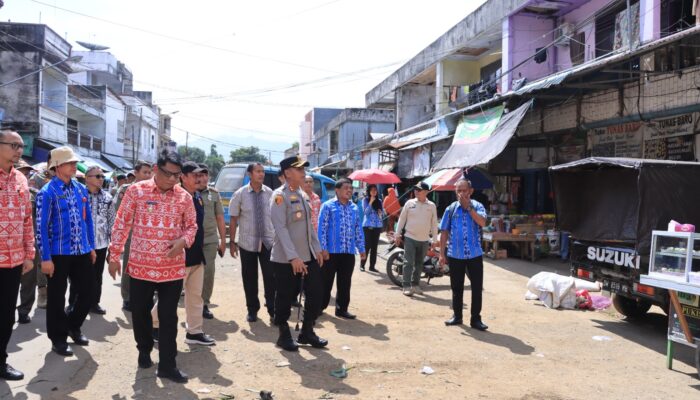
(108, 151, 197, 384)
(0, 129, 35, 381)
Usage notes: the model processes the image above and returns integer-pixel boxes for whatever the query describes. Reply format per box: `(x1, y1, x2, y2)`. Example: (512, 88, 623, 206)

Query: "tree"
(205, 144, 225, 180)
(177, 145, 206, 164)
(229, 146, 268, 164)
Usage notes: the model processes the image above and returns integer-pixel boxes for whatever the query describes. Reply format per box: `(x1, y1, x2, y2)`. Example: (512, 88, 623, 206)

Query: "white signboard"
(643, 113, 698, 141)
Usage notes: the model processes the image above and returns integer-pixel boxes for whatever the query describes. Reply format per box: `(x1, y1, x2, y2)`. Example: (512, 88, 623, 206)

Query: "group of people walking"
(0, 126, 490, 385)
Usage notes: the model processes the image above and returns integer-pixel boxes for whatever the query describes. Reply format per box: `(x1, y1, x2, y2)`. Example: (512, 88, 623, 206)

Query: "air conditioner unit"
(555, 22, 575, 47)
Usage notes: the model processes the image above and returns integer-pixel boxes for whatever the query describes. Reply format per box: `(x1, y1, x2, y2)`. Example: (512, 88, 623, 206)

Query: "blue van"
(214, 163, 336, 225)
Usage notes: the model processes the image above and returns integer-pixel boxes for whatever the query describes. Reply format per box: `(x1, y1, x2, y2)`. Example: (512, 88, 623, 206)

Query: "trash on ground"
(592, 335, 613, 341)
(341, 345, 351, 351)
(196, 387, 211, 394)
(421, 366, 435, 375)
(535, 353, 545, 358)
(276, 361, 291, 367)
(591, 294, 612, 310)
(359, 368, 403, 374)
(525, 272, 603, 309)
(330, 365, 352, 379)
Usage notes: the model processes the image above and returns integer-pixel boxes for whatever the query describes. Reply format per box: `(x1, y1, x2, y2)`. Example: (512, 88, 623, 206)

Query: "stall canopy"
(550, 157, 700, 255)
(433, 100, 533, 171)
(102, 153, 133, 171)
(422, 168, 493, 191)
(80, 155, 113, 172)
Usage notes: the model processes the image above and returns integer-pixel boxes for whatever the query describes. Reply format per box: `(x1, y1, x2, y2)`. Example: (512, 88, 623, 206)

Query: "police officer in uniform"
(269, 155, 326, 352)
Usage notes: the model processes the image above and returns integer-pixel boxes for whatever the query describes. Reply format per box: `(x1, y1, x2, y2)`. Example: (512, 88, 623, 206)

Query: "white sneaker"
(413, 286, 423, 295)
(403, 288, 413, 297)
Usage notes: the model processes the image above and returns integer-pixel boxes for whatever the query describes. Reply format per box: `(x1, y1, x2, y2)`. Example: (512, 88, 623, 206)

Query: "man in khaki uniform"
(197, 163, 226, 319)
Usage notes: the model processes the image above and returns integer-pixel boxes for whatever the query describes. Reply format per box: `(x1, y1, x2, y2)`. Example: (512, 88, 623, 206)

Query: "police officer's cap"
(279, 155, 309, 171)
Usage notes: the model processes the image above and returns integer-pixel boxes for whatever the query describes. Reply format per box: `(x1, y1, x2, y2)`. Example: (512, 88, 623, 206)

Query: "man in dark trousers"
(269, 155, 326, 352)
(317, 178, 365, 319)
(36, 146, 96, 356)
(229, 163, 275, 323)
(0, 129, 35, 380)
(439, 178, 489, 331)
(108, 151, 197, 383)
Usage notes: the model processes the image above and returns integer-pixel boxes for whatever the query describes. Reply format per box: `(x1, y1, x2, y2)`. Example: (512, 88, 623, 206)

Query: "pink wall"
(506, 14, 556, 90)
(555, 0, 609, 70)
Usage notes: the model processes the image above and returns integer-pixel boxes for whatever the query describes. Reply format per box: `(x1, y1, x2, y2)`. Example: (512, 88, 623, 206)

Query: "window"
(151, 134, 155, 149)
(595, 0, 639, 58)
(660, 0, 695, 37)
(570, 32, 586, 65)
(79, 134, 91, 149)
(117, 121, 125, 143)
(214, 166, 245, 193)
(324, 182, 335, 200)
(313, 179, 323, 198)
(93, 138, 103, 151)
(330, 130, 338, 155)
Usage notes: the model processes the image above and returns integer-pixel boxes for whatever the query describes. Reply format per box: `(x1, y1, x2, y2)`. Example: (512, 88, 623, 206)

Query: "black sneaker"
(152, 328, 159, 343)
(90, 304, 107, 315)
(157, 367, 188, 383)
(185, 332, 215, 346)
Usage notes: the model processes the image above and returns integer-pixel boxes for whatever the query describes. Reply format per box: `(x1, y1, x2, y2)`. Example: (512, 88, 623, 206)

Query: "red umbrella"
(348, 168, 401, 184)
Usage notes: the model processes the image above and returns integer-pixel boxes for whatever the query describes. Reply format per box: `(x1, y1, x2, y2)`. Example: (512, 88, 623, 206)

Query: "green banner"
(453, 105, 504, 145)
(19, 133, 34, 157)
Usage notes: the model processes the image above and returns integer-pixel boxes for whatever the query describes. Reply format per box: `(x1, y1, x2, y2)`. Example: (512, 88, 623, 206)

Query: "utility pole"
(185, 131, 189, 159)
(136, 108, 143, 162)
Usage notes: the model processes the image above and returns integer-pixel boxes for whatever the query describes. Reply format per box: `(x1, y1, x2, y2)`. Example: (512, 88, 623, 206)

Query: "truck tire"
(612, 294, 652, 318)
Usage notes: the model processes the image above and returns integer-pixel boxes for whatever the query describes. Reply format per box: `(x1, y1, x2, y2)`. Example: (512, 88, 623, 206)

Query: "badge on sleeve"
(275, 195, 284, 205)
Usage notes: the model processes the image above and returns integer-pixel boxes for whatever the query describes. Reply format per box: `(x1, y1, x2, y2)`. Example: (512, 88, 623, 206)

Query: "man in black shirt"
(152, 162, 215, 346)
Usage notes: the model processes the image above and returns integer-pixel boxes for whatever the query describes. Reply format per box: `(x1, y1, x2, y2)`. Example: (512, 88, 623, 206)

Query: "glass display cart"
(640, 230, 700, 378)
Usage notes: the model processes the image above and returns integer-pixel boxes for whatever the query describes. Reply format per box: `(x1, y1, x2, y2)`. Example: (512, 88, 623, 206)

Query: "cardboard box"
(495, 249, 508, 259)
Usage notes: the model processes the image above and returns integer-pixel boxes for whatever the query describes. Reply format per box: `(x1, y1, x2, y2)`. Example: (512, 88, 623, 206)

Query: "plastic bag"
(575, 289, 593, 310)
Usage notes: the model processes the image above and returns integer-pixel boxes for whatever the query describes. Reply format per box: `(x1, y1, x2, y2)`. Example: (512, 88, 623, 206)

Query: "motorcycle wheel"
(386, 250, 405, 288)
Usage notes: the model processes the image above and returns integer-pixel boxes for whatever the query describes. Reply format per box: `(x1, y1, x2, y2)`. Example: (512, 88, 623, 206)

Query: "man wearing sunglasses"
(67, 166, 114, 315)
(0, 130, 35, 381)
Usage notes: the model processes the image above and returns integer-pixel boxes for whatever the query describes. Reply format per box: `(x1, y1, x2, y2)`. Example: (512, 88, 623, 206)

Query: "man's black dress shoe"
(0, 364, 24, 380)
(444, 316, 463, 326)
(69, 330, 89, 346)
(157, 367, 188, 383)
(51, 343, 73, 356)
(470, 319, 489, 331)
(335, 310, 356, 319)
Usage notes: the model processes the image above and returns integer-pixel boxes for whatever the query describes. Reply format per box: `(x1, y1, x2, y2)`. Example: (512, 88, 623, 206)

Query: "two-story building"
(0, 22, 76, 163)
(310, 108, 395, 177)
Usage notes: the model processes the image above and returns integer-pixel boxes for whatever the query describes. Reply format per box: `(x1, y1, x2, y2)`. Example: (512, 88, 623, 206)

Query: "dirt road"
(2, 244, 698, 399)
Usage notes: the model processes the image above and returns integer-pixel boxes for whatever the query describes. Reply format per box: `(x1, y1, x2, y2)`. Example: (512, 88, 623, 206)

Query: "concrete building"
(362, 0, 700, 214)
(121, 93, 160, 164)
(299, 108, 342, 159)
(159, 113, 176, 153)
(310, 108, 395, 175)
(67, 84, 125, 170)
(0, 22, 75, 162)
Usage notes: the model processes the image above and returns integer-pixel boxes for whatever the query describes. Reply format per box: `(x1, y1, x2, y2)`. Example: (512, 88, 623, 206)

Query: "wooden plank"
(670, 290, 695, 344)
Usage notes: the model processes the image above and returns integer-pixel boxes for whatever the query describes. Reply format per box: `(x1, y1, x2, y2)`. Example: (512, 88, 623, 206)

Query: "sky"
(1, 0, 487, 162)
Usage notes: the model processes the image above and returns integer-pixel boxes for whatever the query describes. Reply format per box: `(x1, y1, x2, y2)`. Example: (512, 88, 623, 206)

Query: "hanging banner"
(433, 101, 532, 171)
(588, 122, 644, 158)
(453, 105, 504, 145)
(644, 135, 695, 161)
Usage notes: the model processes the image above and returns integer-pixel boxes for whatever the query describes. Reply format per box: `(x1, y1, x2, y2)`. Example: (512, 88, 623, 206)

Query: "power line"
(28, 0, 385, 79)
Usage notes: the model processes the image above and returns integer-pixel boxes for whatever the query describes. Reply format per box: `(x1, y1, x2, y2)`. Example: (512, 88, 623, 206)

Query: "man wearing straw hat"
(36, 146, 96, 357)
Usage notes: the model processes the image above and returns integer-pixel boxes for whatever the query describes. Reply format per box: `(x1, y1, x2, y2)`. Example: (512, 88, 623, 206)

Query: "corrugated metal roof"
(401, 134, 453, 151)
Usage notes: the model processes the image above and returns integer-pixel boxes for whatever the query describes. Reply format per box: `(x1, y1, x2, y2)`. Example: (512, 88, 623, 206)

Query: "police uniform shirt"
(269, 184, 321, 264)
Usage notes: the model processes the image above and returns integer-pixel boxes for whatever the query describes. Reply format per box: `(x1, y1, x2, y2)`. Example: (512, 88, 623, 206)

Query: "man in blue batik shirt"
(318, 178, 366, 319)
(36, 147, 96, 357)
(439, 178, 489, 331)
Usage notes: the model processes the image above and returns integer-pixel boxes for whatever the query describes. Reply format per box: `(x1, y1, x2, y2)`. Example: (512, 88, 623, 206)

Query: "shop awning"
(102, 153, 133, 171)
(422, 168, 493, 191)
(433, 100, 533, 171)
(80, 155, 113, 172)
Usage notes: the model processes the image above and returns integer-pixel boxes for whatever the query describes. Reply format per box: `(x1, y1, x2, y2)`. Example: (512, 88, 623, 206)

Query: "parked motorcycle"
(384, 241, 449, 287)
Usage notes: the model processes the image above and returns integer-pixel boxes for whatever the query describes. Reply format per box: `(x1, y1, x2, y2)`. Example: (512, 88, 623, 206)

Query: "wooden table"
(482, 232, 537, 262)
